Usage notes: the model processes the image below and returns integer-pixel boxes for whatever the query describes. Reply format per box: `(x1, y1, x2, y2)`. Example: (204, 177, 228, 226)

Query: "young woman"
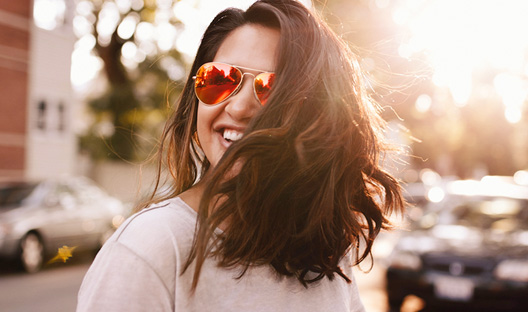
(77, 0, 404, 311)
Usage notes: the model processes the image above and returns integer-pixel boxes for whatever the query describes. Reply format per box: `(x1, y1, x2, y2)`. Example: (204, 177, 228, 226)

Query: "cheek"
(196, 105, 210, 142)
(196, 104, 221, 152)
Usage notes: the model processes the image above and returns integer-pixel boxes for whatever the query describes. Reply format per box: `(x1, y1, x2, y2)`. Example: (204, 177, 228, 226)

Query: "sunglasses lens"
(194, 63, 242, 105)
(254, 72, 275, 105)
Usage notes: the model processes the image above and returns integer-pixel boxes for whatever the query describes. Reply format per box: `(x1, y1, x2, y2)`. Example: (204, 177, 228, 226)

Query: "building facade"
(0, 0, 77, 180)
(0, 0, 30, 179)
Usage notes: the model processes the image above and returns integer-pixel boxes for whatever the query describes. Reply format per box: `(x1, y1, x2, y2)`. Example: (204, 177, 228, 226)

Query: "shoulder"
(116, 197, 196, 238)
(78, 198, 197, 310)
(107, 197, 197, 265)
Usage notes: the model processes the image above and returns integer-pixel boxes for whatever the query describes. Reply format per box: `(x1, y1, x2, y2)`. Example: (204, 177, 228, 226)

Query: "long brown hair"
(148, 0, 404, 290)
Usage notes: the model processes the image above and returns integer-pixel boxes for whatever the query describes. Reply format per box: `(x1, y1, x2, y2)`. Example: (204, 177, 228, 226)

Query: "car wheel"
(20, 233, 44, 273)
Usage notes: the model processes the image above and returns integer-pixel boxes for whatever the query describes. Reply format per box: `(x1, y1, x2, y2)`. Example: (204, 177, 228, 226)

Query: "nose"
(224, 74, 260, 122)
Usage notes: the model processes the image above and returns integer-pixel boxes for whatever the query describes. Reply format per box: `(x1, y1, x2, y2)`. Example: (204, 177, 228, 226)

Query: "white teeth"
(223, 129, 243, 142)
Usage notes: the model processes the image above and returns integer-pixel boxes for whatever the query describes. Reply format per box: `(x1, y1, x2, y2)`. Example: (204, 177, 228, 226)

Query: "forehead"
(213, 24, 280, 72)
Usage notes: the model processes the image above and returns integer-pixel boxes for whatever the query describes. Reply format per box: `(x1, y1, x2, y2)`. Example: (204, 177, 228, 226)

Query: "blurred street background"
(1, 0, 527, 311)
(0, 245, 394, 312)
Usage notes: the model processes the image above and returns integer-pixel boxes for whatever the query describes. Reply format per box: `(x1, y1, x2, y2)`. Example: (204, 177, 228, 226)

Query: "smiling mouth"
(222, 129, 244, 143)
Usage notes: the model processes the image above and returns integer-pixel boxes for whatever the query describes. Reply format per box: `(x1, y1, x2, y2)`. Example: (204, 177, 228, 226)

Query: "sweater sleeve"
(77, 203, 190, 312)
(76, 241, 174, 312)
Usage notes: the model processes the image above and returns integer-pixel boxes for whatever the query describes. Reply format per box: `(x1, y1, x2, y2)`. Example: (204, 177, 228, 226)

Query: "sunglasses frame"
(193, 62, 275, 106)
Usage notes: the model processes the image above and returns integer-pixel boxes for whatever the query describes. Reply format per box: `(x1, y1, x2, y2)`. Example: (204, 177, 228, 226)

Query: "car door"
(67, 179, 112, 248)
(37, 182, 86, 251)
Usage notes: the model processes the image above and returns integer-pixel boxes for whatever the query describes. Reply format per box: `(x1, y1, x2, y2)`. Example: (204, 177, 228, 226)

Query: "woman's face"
(196, 24, 280, 168)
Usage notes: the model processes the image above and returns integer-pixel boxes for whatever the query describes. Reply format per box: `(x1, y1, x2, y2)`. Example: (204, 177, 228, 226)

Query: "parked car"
(0, 177, 126, 272)
(386, 179, 528, 311)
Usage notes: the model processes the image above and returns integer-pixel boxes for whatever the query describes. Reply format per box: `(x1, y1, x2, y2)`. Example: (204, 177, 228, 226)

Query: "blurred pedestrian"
(77, 0, 404, 311)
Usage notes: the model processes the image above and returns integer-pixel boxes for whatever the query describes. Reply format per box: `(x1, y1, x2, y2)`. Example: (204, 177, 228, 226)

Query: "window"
(58, 102, 65, 131)
(37, 100, 47, 130)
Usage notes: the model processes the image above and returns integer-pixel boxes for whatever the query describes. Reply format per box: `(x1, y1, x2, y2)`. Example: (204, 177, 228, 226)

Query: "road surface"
(0, 258, 89, 312)
(0, 254, 413, 312)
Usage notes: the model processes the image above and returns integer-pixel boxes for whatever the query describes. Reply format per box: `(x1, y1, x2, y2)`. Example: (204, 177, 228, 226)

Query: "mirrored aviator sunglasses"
(193, 62, 275, 106)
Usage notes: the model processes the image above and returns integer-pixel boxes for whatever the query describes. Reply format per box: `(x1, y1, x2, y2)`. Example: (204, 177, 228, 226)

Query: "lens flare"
(47, 245, 77, 265)
(395, 0, 528, 117)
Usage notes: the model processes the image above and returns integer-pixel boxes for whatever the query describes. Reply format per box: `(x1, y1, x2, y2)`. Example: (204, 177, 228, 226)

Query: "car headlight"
(389, 251, 422, 271)
(494, 259, 528, 282)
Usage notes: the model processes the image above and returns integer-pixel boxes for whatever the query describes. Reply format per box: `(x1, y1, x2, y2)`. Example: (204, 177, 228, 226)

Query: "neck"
(179, 180, 205, 213)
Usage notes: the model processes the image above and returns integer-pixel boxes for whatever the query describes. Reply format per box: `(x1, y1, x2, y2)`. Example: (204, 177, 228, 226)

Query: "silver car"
(0, 177, 126, 272)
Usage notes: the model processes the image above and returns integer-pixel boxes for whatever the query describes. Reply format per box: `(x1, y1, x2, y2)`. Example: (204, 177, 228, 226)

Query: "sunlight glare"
(115, 0, 132, 14)
(513, 170, 528, 186)
(396, 0, 528, 109)
(117, 14, 139, 40)
(138, 41, 157, 57)
(493, 73, 527, 123)
(135, 22, 155, 42)
(33, 0, 66, 30)
(427, 186, 445, 203)
(504, 108, 522, 124)
(173, 0, 313, 59)
(72, 0, 314, 86)
(420, 168, 441, 185)
(76, 0, 93, 16)
(375, 0, 390, 9)
(448, 68, 472, 106)
(415, 94, 432, 113)
(73, 15, 93, 38)
(71, 49, 103, 88)
(74, 34, 96, 51)
(121, 41, 138, 60)
(156, 22, 178, 52)
(97, 1, 120, 43)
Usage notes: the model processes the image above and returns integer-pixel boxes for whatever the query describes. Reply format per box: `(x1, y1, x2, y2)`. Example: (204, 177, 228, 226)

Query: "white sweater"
(77, 197, 366, 312)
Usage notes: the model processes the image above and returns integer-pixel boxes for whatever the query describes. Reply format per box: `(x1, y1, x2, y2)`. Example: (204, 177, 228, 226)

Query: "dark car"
(386, 179, 528, 311)
(0, 177, 126, 273)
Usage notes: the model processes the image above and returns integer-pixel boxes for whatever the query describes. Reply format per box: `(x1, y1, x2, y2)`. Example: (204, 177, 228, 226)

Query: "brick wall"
(0, 0, 30, 179)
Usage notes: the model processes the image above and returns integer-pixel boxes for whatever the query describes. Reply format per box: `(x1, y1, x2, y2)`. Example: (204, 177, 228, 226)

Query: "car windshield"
(437, 196, 528, 231)
(0, 183, 38, 208)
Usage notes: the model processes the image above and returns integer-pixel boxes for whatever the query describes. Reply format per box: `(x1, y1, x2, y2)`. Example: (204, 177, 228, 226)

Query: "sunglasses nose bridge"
(232, 72, 257, 97)
(224, 72, 261, 121)
(240, 72, 256, 83)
